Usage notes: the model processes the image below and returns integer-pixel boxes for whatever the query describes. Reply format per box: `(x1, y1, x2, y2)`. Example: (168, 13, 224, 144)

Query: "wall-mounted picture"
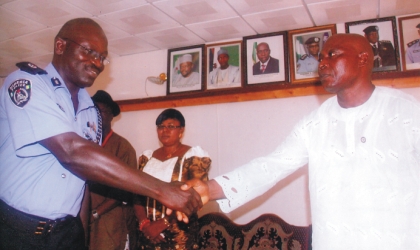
(345, 16, 400, 73)
(205, 41, 242, 90)
(243, 31, 288, 85)
(167, 45, 204, 94)
(288, 24, 336, 84)
(398, 14, 420, 71)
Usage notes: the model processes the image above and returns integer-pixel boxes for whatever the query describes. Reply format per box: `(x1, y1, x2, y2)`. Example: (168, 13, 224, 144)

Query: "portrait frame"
(288, 24, 337, 84)
(398, 14, 420, 71)
(167, 44, 204, 95)
(345, 16, 401, 73)
(205, 41, 243, 91)
(243, 31, 288, 86)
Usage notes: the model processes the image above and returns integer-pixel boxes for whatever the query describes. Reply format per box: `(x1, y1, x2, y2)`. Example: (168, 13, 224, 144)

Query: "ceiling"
(1, 0, 419, 78)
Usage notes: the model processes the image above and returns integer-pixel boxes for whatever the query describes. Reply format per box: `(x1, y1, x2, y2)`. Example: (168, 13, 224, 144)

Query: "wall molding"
(117, 73, 420, 112)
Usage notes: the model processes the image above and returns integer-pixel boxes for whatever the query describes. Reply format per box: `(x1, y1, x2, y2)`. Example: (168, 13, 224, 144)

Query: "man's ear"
(54, 38, 66, 55)
(358, 52, 369, 68)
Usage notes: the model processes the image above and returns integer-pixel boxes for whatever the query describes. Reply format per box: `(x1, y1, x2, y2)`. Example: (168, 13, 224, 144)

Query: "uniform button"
(74, 117, 77, 121)
(61, 173, 66, 178)
(361, 137, 366, 143)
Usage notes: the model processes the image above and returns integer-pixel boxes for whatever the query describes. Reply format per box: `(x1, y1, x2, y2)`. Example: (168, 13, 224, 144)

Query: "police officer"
(0, 18, 202, 249)
(363, 25, 396, 68)
(297, 36, 320, 74)
(406, 23, 420, 64)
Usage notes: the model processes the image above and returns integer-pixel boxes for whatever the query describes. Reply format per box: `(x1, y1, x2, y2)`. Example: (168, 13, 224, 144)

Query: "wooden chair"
(195, 213, 312, 250)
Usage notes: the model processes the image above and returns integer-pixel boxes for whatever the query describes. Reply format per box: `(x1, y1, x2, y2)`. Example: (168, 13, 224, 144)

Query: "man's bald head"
(322, 33, 374, 73)
(55, 18, 107, 45)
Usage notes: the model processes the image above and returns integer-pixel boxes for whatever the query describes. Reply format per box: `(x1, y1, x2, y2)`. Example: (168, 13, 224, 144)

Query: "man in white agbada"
(208, 48, 240, 87)
(181, 33, 420, 250)
(172, 54, 200, 87)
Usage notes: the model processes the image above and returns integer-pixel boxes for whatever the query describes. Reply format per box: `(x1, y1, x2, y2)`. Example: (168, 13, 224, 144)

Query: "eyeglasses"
(61, 37, 110, 65)
(157, 125, 181, 130)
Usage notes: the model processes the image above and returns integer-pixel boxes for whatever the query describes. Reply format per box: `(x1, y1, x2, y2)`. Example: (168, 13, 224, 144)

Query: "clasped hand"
(166, 178, 210, 223)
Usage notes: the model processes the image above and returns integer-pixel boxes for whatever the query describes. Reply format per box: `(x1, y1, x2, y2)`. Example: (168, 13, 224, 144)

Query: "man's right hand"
(182, 178, 210, 205)
(158, 181, 203, 219)
(165, 178, 210, 222)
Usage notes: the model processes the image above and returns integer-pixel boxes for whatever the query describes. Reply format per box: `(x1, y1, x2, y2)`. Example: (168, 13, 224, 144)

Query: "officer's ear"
(54, 37, 66, 55)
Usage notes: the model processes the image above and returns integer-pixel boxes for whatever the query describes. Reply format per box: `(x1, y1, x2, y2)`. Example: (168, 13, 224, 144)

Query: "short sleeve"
(2, 72, 73, 157)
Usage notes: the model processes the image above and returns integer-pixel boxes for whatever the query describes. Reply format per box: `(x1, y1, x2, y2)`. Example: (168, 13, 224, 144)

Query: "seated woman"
(134, 108, 211, 250)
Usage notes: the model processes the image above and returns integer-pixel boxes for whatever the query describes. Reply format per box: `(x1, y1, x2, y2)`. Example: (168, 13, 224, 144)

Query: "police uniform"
(406, 39, 420, 63)
(297, 54, 319, 74)
(363, 25, 397, 68)
(405, 23, 420, 64)
(297, 36, 320, 74)
(0, 62, 100, 220)
(375, 40, 397, 67)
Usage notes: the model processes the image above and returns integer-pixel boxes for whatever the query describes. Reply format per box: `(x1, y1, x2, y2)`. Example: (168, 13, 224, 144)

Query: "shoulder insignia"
(51, 77, 62, 86)
(16, 62, 47, 75)
(8, 79, 32, 108)
(300, 54, 308, 60)
(380, 40, 392, 44)
(407, 39, 419, 47)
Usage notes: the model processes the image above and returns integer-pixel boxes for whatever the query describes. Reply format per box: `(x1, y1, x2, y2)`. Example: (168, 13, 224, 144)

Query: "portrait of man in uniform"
(363, 25, 397, 70)
(398, 14, 420, 70)
(405, 23, 420, 65)
(346, 17, 400, 72)
(297, 36, 321, 74)
(288, 24, 336, 83)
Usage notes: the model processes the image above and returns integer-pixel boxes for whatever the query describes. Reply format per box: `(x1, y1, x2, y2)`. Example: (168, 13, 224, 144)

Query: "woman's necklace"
(165, 144, 181, 159)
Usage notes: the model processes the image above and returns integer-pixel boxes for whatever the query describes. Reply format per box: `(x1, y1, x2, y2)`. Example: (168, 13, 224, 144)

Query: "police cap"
(363, 25, 379, 34)
(305, 37, 320, 45)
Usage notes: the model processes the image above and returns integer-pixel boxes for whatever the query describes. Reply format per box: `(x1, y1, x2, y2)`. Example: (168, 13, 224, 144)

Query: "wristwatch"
(92, 210, 100, 220)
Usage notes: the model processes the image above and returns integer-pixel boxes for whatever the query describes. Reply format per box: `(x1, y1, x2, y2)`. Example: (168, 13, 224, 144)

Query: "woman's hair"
(155, 108, 185, 127)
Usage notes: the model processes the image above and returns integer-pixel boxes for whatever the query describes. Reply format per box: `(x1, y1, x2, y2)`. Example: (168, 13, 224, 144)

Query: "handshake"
(164, 178, 223, 223)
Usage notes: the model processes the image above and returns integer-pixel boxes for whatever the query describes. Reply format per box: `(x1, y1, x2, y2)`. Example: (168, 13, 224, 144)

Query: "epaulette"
(300, 54, 308, 60)
(407, 39, 419, 48)
(16, 62, 47, 75)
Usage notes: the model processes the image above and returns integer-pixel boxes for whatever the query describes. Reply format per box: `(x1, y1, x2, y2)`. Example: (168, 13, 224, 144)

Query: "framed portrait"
(205, 41, 242, 90)
(288, 24, 337, 84)
(167, 45, 204, 95)
(345, 16, 400, 73)
(243, 31, 288, 85)
(398, 14, 420, 71)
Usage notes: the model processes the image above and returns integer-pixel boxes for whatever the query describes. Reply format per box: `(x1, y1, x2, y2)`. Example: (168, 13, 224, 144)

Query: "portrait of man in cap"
(289, 27, 334, 82)
(207, 46, 241, 89)
(397, 15, 420, 70)
(172, 53, 200, 88)
(362, 25, 397, 70)
(297, 36, 321, 74)
(405, 23, 420, 64)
